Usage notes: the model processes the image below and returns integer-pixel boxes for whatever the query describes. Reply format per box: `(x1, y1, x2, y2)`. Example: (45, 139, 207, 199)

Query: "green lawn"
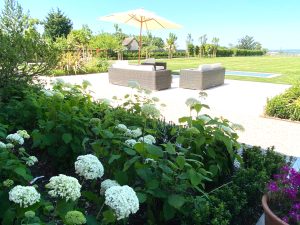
(153, 56, 300, 84)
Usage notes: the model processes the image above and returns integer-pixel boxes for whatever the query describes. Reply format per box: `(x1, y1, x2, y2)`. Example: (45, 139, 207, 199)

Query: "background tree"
(212, 37, 220, 57)
(195, 45, 200, 56)
(152, 36, 164, 49)
(0, 0, 58, 89)
(142, 32, 159, 59)
(67, 25, 92, 58)
(236, 35, 261, 50)
(165, 33, 177, 59)
(199, 34, 207, 57)
(113, 24, 127, 60)
(186, 33, 193, 57)
(44, 8, 72, 41)
(187, 43, 195, 57)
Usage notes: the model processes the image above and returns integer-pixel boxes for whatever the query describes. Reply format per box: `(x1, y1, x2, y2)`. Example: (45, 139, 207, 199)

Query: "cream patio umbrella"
(100, 8, 182, 63)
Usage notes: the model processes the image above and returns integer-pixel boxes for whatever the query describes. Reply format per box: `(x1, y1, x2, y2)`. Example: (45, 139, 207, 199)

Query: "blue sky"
(1, 0, 300, 50)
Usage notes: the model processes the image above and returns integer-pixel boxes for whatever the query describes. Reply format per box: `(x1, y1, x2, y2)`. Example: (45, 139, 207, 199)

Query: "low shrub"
(265, 83, 300, 121)
(234, 49, 265, 56)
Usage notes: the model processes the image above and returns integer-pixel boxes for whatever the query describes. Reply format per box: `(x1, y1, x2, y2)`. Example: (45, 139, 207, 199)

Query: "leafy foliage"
(265, 83, 300, 121)
(44, 8, 73, 41)
(236, 35, 262, 50)
(0, 0, 58, 89)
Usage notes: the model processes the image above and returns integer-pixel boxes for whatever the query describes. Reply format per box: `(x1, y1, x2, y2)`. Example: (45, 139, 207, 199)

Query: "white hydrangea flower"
(46, 174, 81, 201)
(17, 130, 30, 139)
(6, 133, 24, 145)
(0, 141, 6, 149)
(26, 156, 38, 166)
(116, 124, 128, 132)
(138, 135, 156, 145)
(6, 143, 14, 149)
(141, 104, 160, 118)
(125, 128, 142, 138)
(74, 154, 104, 180)
(105, 185, 139, 220)
(100, 179, 120, 195)
(185, 97, 200, 107)
(233, 159, 241, 169)
(125, 139, 137, 147)
(42, 89, 54, 97)
(9, 185, 40, 208)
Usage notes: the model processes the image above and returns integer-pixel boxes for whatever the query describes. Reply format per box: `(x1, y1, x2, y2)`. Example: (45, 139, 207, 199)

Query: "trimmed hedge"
(234, 49, 265, 56)
(265, 83, 300, 121)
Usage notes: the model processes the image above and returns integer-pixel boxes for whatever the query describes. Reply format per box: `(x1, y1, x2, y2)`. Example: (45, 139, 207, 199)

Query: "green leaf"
(176, 156, 186, 169)
(146, 179, 159, 189)
(163, 202, 176, 220)
(82, 191, 101, 204)
(114, 170, 128, 185)
(136, 192, 147, 203)
(146, 145, 163, 158)
(123, 156, 140, 171)
(168, 194, 186, 209)
(62, 133, 72, 144)
(102, 209, 116, 223)
(188, 169, 202, 186)
(56, 200, 75, 218)
(165, 142, 176, 154)
(209, 165, 219, 176)
(2, 208, 15, 225)
(207, 148, 216, 159)
(14, 167, 32, 181)
(108, 154, 121, 164)
(124, 148, 136, 156)
(86, 215, 101, 225)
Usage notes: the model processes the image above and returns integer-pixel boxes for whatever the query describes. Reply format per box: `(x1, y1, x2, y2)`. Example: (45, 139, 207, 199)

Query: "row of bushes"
(114, 49, 266, 59)
(265, 83, 300, 121)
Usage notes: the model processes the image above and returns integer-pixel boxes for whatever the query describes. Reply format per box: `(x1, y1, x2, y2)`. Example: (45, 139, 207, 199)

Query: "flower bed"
(0, 80, 292, 225)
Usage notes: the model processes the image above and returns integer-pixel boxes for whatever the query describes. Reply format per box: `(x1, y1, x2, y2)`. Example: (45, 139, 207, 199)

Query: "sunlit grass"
(132, 56, 300, 84)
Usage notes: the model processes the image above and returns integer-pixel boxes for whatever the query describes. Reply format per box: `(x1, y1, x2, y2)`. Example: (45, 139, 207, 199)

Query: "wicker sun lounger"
(108, 67, 172, 91)
(179, 65, 225, 90)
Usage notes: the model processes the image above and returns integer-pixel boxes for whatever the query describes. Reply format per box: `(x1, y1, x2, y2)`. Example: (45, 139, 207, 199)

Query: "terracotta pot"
(262, 194, 289, 225)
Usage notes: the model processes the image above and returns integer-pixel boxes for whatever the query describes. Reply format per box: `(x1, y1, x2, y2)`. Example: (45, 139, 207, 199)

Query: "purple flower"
(282, 216, 289, 223)
(268, 181, 279, 192)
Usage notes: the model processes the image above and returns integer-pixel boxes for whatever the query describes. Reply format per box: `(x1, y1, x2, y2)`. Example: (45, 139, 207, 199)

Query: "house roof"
(122, 37, 137, 46)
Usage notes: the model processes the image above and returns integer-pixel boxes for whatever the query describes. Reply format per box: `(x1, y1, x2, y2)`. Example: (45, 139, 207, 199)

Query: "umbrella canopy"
(100, 8, 182, 63)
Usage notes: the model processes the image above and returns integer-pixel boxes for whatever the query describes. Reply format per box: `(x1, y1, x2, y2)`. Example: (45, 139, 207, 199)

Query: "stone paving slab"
(44, 73, 300, 157)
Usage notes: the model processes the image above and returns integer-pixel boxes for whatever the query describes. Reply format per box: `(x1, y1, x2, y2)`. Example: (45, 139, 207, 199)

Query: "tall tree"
(186, 33, 193, 57)
(165, 33, 177, 59)
(236, 35, 261, 50)
(212, 37, 220, 57)
(199, 34, 207, 57)
(44, 8, 72, 41)
(0, 0, 58, 89)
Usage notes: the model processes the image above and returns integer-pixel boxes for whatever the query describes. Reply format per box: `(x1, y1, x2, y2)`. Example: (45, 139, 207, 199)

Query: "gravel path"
(44, 73, 300, 157)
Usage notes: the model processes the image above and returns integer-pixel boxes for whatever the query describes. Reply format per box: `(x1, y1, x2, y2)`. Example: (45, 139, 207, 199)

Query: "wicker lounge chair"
(179, 64, 225, 90)
(141, 58, 167, 70)
(108, 64, 172, 91)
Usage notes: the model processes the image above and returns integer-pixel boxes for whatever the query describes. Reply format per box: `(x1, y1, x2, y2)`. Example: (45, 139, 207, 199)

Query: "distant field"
(151, 56, 300, 84)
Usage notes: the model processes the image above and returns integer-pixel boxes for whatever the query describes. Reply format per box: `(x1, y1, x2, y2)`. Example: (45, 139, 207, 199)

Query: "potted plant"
(262, 165, 300, 225)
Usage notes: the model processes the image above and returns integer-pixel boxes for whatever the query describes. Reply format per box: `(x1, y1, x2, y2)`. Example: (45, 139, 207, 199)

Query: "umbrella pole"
(138, 19, 142, 64)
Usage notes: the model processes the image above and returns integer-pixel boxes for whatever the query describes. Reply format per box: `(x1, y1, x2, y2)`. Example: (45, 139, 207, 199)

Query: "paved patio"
(46, 73, 300, 157)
